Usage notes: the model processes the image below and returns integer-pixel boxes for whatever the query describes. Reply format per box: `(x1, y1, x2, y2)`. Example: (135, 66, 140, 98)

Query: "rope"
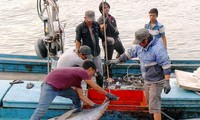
(102, 0, 111, 93)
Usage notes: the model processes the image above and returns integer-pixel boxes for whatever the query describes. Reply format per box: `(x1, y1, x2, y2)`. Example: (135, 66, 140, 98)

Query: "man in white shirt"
(57, 45, 93, 68)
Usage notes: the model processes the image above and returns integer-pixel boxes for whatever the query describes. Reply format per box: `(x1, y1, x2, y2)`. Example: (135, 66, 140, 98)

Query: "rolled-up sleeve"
(159, 25, 165, 36)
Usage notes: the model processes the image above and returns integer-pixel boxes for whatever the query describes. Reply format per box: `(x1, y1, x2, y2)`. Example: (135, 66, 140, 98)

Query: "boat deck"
(0, 78, 200, 119)
(0, 54, 200, 119)
(0, 80, 73, 120)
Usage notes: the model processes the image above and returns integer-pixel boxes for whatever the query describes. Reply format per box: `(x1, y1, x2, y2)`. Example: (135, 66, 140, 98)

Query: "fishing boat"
(0, 53, 200, 120)
(1, 0, 199, 119)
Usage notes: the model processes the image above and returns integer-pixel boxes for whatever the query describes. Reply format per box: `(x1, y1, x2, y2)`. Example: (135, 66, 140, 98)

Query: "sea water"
(0, 0, 200, 60)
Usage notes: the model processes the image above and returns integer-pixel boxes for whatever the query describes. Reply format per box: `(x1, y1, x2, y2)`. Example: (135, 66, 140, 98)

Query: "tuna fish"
(49, 101, 110, 120)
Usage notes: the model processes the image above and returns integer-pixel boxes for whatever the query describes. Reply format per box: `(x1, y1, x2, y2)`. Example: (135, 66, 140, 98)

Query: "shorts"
(144, 81, 164, 113)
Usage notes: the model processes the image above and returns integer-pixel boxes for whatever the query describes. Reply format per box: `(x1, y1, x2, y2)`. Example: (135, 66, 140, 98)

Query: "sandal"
(9, 80, 24, 85)
(26, 83, 34, 89)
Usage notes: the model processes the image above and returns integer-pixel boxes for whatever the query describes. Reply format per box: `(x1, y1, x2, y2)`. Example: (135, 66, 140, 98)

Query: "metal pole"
(102, 0, 111, 92)
(47, 42, 50, 73)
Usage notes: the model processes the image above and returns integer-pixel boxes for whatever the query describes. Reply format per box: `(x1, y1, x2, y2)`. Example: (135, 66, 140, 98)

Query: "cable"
(126, 64, 136, 81)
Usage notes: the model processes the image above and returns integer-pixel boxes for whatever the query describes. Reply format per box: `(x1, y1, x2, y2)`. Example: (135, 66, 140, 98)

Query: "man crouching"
(30, 60, 117, 120)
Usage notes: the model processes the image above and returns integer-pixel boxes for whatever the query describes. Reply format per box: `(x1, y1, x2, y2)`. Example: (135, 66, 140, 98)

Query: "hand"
(105, 17, 110, 24)
(100, 24, 105, 31)
(74, 108, 82, 113)
(114, 29, 119, 36)
(106, 93, 118, 101)
(164, 80, 171, 94)
(92, 104, 100, 108)
(104, 59, 119, 66)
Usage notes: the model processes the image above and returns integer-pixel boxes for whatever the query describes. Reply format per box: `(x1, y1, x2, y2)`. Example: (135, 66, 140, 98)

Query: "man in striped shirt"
(145, 8, 167, 49)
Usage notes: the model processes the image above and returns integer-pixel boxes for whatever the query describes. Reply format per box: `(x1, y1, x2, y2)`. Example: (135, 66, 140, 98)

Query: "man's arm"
(100, 24, 106, 32)
(97, 16, 106, 32)
(164, 74, 170, 80)
(85, 80, 118, 100)
(75, 24, 82, 51)
(155, 46, 171, 94)
(105, 52, 129, 66)
(75, 40, 81, 51)
(162, 35, 167, 49)
(95, 22, 105, 41)
(85, 80, 107, 95)
(74, 87, 95, 107)
(159, 24, 167, 49)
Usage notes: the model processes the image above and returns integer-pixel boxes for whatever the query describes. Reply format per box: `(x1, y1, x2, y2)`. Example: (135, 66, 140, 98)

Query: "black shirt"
(97, 14, 119, 39)
(75, 21, 104, 57)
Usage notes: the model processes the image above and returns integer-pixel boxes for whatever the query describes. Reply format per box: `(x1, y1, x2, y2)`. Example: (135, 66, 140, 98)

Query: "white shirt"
(57, 47, 84, 68)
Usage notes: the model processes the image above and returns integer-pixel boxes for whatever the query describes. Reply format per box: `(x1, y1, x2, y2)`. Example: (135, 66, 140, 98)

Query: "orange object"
(86, 89, 148, 111)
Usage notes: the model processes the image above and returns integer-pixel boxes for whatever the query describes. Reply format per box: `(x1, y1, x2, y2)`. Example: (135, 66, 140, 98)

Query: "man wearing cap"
(105, 28, 171, 120)
(57, 45, 102, 91)
(57, 45, 93, 68)
(30, 60, 118, 120)
(75, 10, 104, 87)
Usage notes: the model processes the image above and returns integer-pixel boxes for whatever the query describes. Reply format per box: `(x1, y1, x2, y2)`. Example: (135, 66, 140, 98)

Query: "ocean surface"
(0, 0, 200, 60)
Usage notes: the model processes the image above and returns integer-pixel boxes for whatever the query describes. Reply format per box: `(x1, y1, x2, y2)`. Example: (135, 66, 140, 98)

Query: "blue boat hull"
(0, 54, 200, 119)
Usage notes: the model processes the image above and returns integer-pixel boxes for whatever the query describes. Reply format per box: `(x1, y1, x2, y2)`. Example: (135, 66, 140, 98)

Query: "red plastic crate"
(86, 89, 147, 111)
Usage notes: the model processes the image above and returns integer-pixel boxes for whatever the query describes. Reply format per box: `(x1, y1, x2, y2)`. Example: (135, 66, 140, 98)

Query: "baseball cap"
(85, 10, 95, 22)
(79, 45, 93, 59)
(133, 28, 150, 44)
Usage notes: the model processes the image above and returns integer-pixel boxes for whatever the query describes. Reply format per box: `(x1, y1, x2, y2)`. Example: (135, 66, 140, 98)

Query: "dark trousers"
(103, 38, 125, 60)
(103, 38, 125, 77)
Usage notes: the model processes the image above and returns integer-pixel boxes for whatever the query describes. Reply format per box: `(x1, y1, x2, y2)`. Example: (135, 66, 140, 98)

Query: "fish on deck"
(49, 101, 110, 120)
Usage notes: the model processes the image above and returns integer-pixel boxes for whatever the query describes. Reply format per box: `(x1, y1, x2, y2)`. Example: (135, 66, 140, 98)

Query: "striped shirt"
(144, 20, 165, 39)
